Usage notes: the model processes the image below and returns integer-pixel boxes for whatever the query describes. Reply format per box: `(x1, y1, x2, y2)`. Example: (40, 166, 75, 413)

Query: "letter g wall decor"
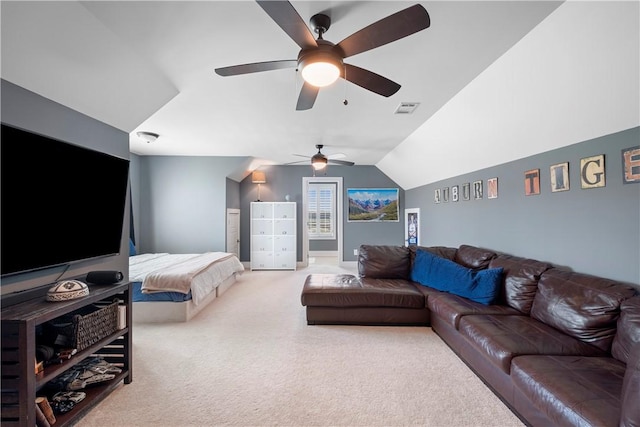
(580, 154, 606, 189)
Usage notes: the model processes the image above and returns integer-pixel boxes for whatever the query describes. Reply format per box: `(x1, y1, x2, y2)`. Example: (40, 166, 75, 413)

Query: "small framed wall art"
(487, 178, 498, 199)
(580, 154, 605, 189)
(525, 169, 540, 195)
(404, 208, 420, 247)
(550, 162, 570, 192)
(622, 146, 640, 184)
(473, 180, 483, 200)
(462, 183, 470, 201)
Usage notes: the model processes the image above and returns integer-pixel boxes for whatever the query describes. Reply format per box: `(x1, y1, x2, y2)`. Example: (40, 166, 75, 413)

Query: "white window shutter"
(307, 184, 335, 239)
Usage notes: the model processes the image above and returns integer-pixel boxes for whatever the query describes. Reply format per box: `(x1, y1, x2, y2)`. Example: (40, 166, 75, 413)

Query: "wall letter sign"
(550, 162, 570, 192)
(580, 155, 605, 189)
(622, 146, 640, 184)
(487, 178, 498, 199)
(524, 169, 540, 195)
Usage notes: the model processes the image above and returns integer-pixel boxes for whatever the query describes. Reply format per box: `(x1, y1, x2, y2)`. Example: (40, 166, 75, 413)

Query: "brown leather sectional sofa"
(301, 244, 640, 427)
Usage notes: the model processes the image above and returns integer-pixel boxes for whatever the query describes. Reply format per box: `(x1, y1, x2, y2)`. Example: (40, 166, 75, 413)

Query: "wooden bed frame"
(132, 273, 239, 323)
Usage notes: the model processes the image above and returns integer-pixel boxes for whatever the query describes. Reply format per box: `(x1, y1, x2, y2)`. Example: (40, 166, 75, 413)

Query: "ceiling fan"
(214, 1, 430, 111)
(291, 145, 355, 170)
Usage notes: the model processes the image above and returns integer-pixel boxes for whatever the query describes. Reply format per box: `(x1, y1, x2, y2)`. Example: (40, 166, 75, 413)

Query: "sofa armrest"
(620, 342, 640, 427)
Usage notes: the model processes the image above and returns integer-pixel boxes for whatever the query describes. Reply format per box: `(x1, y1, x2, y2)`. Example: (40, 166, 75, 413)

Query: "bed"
(129, 251, 245, 323)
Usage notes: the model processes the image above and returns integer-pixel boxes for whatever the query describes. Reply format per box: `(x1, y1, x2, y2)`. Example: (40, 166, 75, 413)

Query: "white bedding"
(129, 252, 244, 306)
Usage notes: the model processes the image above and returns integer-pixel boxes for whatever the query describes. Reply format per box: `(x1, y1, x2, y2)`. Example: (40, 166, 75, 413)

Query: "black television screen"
(1, 123, 130, 277)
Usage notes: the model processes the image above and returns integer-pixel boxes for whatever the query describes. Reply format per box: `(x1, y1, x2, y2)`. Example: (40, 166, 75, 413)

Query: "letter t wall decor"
(525, 169, 540, 195)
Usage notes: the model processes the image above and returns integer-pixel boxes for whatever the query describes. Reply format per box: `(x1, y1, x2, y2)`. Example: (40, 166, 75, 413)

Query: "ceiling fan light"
(301, 62, 340, 87)
(311, 153, 328, 170)
(298, 50, 342, 88)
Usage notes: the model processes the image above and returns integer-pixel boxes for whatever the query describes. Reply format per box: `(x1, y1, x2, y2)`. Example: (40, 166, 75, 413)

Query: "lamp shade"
(251, 171, 266, 184)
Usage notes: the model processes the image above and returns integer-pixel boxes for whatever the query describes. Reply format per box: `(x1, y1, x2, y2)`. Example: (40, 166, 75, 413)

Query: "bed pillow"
(129, 239, 137, 256)
(410, 249, 503, 305)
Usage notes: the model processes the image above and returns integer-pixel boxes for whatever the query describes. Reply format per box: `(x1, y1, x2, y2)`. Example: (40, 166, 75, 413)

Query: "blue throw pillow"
(129, 239, 137, 256)
(411, 249, 502, 305)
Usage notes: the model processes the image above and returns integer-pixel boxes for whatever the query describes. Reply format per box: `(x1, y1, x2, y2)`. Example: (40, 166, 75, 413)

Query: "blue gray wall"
(226, 178, 240, 210)
(0, 79, 130, 298)
(130, 153, 141, 245)
(406, 127, 640, 286)
(130, 155, 247, 254)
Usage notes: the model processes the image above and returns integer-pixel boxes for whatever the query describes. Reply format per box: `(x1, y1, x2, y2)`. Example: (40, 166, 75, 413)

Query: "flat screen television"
(1, 123, 130, 278)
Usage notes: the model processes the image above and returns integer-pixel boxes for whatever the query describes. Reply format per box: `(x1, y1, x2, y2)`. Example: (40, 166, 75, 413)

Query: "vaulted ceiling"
(2, 1, 638, 189)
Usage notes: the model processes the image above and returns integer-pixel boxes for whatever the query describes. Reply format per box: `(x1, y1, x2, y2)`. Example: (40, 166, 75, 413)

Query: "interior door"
(226, 208, 240, 257)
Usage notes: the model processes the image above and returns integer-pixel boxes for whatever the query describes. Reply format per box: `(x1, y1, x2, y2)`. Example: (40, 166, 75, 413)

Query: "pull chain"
(343, 65, 348, 106)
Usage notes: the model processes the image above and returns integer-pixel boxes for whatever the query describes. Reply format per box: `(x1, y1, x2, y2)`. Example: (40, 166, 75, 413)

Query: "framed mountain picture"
(347, 188, 399, 222)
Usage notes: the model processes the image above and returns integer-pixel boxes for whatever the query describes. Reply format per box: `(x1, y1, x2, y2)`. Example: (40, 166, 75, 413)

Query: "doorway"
(302, 177, 343, 268)
(226, 208, 240, 258)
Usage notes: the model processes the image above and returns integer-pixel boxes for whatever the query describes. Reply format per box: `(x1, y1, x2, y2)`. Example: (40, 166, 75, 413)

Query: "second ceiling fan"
(215, 1, 430, 111)
(292, 145, 355, 170)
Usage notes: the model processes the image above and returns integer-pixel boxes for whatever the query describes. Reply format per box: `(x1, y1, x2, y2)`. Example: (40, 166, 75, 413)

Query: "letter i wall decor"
(550, 162, 570, 192)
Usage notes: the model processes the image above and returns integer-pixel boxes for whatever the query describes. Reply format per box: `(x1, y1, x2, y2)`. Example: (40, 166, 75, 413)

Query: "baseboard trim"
(309, 251, 338, 257)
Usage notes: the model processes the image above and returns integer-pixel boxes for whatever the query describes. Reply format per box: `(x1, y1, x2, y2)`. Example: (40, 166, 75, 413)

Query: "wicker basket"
(69, 299, 120, 351)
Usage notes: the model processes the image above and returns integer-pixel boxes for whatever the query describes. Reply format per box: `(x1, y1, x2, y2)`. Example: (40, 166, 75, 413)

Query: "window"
(307, 183, 335, 239)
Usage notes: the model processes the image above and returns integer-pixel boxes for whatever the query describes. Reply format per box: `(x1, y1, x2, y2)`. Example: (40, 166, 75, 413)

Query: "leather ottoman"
(300, 274, 430, 326)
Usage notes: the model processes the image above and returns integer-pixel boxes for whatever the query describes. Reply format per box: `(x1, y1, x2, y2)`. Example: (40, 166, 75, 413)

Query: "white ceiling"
(2, 1, 638, 189)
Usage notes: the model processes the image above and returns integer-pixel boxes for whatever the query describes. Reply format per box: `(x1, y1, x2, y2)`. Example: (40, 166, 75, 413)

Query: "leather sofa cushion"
(511, 355, 625, 427)
(301, 274, 425, 308)
(358, 245, 410, 279)
(488, 254, 552, 314)
(531, 269, 638, 352)
(458, 314, 606, 374)
(612, 296, 640, 363)
(428, 293, 521, 329)
(620, 343, 640, 427)
(454, 244, 496, 270)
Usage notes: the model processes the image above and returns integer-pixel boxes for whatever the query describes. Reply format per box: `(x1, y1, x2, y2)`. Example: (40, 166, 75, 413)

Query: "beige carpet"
(78, 263, 525, 427)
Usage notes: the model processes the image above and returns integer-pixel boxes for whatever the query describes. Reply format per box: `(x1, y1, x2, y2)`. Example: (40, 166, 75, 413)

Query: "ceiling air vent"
(394, 102, 420, 114)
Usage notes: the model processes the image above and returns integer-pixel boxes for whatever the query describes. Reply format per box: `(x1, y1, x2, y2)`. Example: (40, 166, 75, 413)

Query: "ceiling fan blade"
(342, 63, 400, 97)
(296, 82, 319, 111)
(328, 159, 355, 166)
(283, 160, 310, 165)
(256, 1, 318, 50)
(215, 60, 297, 77)
(335, 4, 430, 59)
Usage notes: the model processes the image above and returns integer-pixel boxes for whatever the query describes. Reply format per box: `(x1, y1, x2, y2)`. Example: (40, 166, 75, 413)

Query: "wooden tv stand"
(1, 282, 132, 427)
